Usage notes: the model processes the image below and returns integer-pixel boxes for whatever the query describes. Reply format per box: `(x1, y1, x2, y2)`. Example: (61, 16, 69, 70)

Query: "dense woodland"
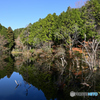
(0, 0, 100, 70)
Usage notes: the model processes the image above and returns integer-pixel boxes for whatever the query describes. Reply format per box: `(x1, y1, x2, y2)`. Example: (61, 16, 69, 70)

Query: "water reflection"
(0, 55, 58, 100)
(0, 72, 47, 100)
(0, 54, 100, 100)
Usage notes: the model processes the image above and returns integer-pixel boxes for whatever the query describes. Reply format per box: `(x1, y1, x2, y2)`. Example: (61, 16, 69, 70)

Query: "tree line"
(19, 0, 100, 50)
(0, 0, 100, 54)
(0, 24, 14, 53)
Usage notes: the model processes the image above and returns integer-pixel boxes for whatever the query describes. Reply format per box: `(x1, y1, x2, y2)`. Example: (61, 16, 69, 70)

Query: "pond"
(0, 54, 100, 100)
(0, 72, 48, 100)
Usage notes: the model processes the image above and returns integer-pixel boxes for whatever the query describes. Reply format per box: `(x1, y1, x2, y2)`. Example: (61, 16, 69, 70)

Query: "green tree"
(20, 23, 32, 50)
(7, 27, 14, 51)
(0, 24, 2, 31)
(13, 28, 24, 39)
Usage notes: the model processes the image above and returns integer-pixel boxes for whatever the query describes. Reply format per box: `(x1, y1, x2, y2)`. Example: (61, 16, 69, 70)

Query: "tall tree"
(7, 27, 14, 51)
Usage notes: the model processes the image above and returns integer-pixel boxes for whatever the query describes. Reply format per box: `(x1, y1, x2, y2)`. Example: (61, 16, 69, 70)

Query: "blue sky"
(0, 0, 87, 30)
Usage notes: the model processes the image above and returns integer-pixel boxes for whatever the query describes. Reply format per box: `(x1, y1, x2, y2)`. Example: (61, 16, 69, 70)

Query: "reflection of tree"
(15, 80, 22, 90)
(23, 81, 31, 96)
(0, 69, 7, 79)
(0, 54, 8, 70)
(19, 65, 57, 100)
(0, 55, 10, 79)
(5, 55, 14, 78)
(13, 54, 100, 100)
(63, 68, 100, 100)
(14, 55, 25, 71)
(16, 57, 70, 100)
(0, 55, 15, 79)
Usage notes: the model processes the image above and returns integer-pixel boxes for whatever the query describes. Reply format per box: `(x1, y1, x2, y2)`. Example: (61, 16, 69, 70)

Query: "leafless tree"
(77, 34, 100, 71)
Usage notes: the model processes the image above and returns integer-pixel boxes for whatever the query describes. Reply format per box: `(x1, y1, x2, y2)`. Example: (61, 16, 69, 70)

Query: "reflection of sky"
(0, 72, 47, 100)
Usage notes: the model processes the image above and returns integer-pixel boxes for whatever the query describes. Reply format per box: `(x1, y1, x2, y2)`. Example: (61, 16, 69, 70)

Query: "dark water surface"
(0, 72, 48, 100)
(0, 55, 100, 100)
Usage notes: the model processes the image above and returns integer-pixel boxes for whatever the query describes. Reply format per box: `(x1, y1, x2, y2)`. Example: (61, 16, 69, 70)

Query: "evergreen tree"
(7, 27, 14, 51)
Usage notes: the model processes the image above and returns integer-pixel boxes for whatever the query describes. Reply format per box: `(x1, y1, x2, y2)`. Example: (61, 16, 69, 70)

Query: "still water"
(0, 55, 100, 100)
(0, 55, 61, 100)
(0, 72, 48, 100)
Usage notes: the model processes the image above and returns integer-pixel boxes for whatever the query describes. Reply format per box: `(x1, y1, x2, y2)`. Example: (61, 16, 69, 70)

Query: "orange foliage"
(72, 47, 83, 53)
(73, 71, 82, 76)
(77, 45, 83, 48)
(83, 41, 92, 46)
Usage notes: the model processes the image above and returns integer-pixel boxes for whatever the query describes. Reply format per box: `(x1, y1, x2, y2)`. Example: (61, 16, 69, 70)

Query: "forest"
(0, 0, 100, 71)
